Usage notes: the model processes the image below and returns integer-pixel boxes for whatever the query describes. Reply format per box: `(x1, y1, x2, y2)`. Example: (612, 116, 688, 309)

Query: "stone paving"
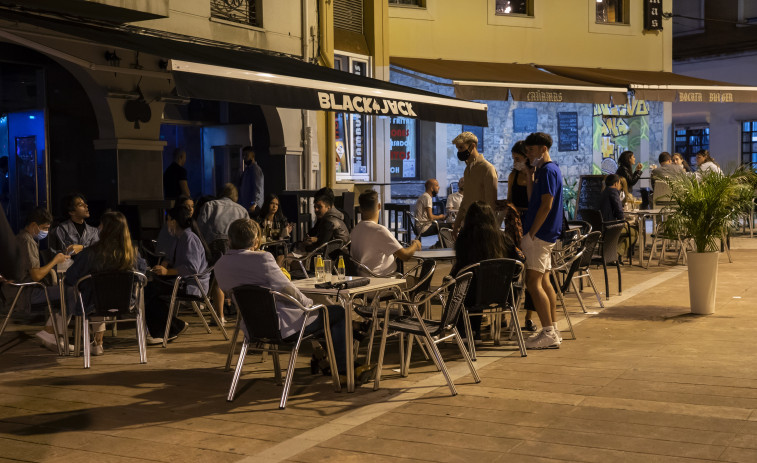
(1, 239, 757, 462)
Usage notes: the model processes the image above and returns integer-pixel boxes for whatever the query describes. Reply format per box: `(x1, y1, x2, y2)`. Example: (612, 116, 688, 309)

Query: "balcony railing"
(211, 0, 259, 27)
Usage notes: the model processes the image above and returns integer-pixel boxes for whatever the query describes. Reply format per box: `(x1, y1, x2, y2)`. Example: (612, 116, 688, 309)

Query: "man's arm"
(425, 207, 445, 221)
(30, 253, 67, 282)
(526, 194, 554, 239)
(393, 239, 422, 261)
(179, 180, 191, 198)
(484, 166, 498, 208)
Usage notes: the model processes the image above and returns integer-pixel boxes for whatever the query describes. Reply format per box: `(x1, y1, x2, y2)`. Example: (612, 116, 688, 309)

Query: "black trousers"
(144, 279, 188, 339)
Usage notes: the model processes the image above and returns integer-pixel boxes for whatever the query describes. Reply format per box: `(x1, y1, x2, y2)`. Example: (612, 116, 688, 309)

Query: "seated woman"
(64, 211, 147, 356)
(600, 174, 638, 260)
(695, 149, 723, 175)
(144, 205, 207, 342)
(256, 193, 293, 264)
(451, 201, 509, 342)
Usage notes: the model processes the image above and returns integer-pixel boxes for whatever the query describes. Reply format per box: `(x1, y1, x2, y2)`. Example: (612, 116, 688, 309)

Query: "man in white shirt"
(413, 179, 446, 238)
(351, 190, 421, 276)
(446, 177, 464, 223)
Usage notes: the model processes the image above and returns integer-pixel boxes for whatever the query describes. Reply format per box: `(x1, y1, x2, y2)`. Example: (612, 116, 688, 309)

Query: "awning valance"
(391, 57, 629, 104)
(535, 66, 757, 103)
(0, 10, 489, 126)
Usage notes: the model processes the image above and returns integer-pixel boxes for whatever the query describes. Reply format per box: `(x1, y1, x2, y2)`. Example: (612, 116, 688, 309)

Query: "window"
(674, 126, 709, 167)
(673, 0, 704, 36)
(740, 0, 757, 24)
(389, 0, 426, 7)
(596, 0, 627, 24)
(390, 117, 419, 180)
(741, 121, 757, 165)
(334, 53, 372, 181)
(495, 0, 532, 16)
(210, 0, 261, 27)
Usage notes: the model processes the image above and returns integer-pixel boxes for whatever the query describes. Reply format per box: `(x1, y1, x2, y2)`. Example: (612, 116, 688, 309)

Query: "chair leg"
(462, 309, 476, 361)
(193, 302, 212, 334)
(373, 311, 392, 391)
(0, 290, 21, 339)
(551, 270, 576, 340)
(509, 305, 527, 357)
(227, 338, 249, 402)
(74, 316, 82, 357)
(136, 308, 147, 364)
(319, 310, 342, 393)
(162, 298, 176, 348)
(427, 336, 457, 396)
(201, 291, 229, 340)
(404, 334, 415, 377)
(570, 279, 588, 314)
(452, 327, 481, 383)
(364, 307, 379, 365)
(83, 316, 90, 369)
(272, 348, 283, 386)
(280, 337, 306, 409)
(225, 317, 242, 372)
(602, 260, 609, 300)
(585, 272, 605, 308)
(616, 262, 622, 296)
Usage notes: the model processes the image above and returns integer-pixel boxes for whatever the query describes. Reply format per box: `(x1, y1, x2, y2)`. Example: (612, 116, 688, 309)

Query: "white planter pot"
(687, 251, 719, 315)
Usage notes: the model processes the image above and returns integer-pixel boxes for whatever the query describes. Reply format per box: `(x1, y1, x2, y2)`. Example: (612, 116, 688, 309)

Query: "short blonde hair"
(452, 131, 478, 148)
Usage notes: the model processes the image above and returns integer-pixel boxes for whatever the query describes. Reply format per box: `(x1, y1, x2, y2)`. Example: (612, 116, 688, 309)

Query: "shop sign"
(390, 116, 418, 179)
(526, 90, 563, 102)
(644, 0, 663, 31)
(318, 92, 418, 117)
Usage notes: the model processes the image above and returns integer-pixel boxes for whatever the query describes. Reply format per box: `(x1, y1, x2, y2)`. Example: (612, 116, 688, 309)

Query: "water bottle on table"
(315, 255, 325, 282)
(337, 256, 346, 281)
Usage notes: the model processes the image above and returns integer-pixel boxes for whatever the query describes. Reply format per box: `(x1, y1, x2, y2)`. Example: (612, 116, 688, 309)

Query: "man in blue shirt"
(238, 146, 264, 215)
(521, 132, 564, 350)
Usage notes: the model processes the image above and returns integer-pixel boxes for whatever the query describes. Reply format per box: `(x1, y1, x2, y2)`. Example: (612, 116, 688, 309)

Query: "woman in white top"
(695, 150, 723, 175)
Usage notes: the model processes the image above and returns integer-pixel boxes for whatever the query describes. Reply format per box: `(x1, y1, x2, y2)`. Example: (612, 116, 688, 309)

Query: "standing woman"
(615, 151, 644, 194)
(145, 205, 207, 342)
(695, 149, 723, 175)
(65, 211, 147, 356)
(507, 140, 531, 219)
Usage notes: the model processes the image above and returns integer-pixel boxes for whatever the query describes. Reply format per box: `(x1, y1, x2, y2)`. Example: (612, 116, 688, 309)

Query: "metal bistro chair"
(384, 203, 412, 243)
(226, 285, 341, 409)
(0, 276, 63, 356)
(286, 239, 344, 280)
(373, 272, 479, 396)
(458, 259, 527, 360)
(439, 227, 455, 248)
(73, 271, 148, 368)
(565, 231, 604, 312)
(594, 220, 626, 300)
(408, 214, 441, 244)
(162, 267, 228, 347)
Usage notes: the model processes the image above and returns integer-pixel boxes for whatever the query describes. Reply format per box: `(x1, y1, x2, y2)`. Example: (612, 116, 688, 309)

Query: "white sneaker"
(91, 342, 104, 356)
(145, 336, 164, 345)
(36, 330, 74, 353)
(553, 327, 563, 343)
(525, 329, 561, 350)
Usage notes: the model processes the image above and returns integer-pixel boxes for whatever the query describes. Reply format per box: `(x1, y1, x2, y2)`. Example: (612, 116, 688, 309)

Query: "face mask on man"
(457, 148, 471, 162)
(35, 229, 48, 241)
(244, 158, 252, 166)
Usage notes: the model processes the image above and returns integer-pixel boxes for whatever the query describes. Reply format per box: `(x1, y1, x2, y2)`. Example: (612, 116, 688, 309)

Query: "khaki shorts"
(521, 234, 555, 273)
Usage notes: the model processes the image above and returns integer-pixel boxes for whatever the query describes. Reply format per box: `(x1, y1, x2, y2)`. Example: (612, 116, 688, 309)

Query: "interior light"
(28, 115, 35, 120)
(505, 6, 511, 13)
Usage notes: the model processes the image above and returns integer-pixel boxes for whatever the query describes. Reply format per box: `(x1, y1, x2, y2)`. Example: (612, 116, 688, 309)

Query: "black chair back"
(407, 258, 436, 298)
(579, 231, 602, 267)
(78, 271, 144, 317)
(439, 272, 474, 333)
(470, 259, 521, 310)
(578, 209, 603, 236)
(232, 285, 283, 343)
(601, 221, 626, 264)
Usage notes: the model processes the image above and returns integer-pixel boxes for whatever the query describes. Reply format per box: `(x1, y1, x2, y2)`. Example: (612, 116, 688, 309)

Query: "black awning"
(0, 10, 488, 126)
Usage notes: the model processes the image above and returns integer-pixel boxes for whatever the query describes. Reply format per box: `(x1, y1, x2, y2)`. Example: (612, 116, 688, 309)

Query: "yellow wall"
(388, 0, 671, 72)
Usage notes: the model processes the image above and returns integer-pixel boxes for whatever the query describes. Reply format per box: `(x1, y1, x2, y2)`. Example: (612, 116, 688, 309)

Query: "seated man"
(1, 207, 71, 352)
(413, 178, 447, 238)
(651, 152, 684, 188)
(351, 190, 421, 276)
(303, 187, 349, 252)
(600, 174, 638, 259)
(214, 218, 348, 376)
(196, 183, 249, 263)
(446, 177, 464, 223)
(51, 193, 99, 255)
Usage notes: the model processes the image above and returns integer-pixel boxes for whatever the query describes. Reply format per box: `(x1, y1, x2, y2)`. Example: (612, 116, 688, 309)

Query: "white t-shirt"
(350, 221, 403, 276)
(413, 192, 433, 234)
(446, 192, 463, 222)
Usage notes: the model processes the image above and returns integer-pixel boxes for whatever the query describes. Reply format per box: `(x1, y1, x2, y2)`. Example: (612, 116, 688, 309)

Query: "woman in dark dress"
(256, 194, 293, 264)
(507, 140, 530, 219)
(615, 150, 643, 194)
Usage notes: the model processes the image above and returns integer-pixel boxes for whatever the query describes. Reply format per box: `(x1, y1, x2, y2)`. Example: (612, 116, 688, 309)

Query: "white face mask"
(513, 161, 526, 171)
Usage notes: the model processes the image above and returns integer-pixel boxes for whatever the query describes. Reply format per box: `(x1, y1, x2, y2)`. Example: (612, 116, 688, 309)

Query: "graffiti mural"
(593, 97, 650, 161)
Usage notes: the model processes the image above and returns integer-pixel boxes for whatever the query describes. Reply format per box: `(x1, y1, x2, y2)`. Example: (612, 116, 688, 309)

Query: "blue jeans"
(284, 305, 346, 374)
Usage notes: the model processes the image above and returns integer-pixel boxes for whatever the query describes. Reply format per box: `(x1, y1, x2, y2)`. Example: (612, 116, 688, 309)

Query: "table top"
(293, 277, 406, 296)
(414, 248, 455, 259)
(625, 208, 663, 216)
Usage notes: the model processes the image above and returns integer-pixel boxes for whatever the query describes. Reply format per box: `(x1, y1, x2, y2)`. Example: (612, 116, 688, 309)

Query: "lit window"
(674, 126, 709, 167)
(596, 0, 627, 24)
(389, 0, 426, 7)
(334, 54, 372, 182)
(390, 117, 419, 180)
(741, 122, 757, 165)
(495, 0, 532, 16)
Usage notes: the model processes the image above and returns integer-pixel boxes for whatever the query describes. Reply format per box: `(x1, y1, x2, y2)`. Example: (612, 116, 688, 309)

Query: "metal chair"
(373, 272, 479, 396)
(384, 203, 412, 243)
(226, 285, 340, 409)
(566, 231, 604, 312)
(578, 209, 603, 238)
(408, 214, 441, 244)
(458, 259, 527, 360)
(285, 239, 343, 279)
(439, 227, 455, 248)
(594, 220, 625, 300)
(73, 271, 148, 368)
(162, 267, 228, 347)
(0, 276, 63, 356)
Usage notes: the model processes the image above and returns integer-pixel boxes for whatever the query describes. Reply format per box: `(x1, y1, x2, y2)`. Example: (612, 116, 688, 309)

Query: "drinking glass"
(323, 259, 333, 283)
(336, 264, 346, 281)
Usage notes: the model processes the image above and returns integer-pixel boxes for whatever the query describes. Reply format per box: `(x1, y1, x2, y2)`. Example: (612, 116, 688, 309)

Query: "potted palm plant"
(662, 168, 756, 314)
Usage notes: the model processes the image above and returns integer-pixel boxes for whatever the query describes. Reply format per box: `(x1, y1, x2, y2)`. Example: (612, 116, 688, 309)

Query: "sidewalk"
(2, 240, 757, 462)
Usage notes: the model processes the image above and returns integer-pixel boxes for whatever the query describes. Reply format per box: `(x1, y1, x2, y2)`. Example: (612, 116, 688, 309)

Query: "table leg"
(58, 277, 69, 356)
(341, 294, 355, 392)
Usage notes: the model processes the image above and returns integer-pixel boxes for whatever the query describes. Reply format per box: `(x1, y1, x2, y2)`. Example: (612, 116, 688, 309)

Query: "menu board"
(558, 112, 579, 152)
(576, 175, 605, 218)
(390, 117, 418, 179)
(513, 108, 537, 133)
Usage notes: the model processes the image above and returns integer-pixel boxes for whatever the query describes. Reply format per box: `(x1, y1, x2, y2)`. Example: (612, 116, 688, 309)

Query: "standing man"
(164, 148, 191, 200)
(451, 132, 498, 237)
(51, 193, 99, 255)
(238, 146, 264, 215)
(413, 179, 446, 238)
(521, 132, 563, 350)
